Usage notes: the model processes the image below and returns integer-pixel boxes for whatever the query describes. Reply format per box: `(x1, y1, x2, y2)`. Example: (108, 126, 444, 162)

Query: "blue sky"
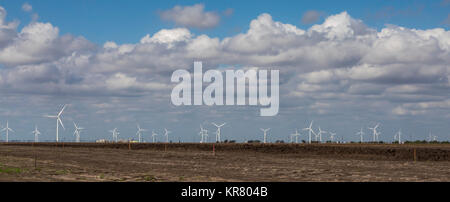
(0, 0, 449, 143)
(1, 0, 449, 44)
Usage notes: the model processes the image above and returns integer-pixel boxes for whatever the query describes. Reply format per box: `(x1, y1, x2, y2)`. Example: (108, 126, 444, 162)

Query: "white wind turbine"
(199, 125, 208, 143)
(136, 124, 147, 143)
(212, 122, 226, 142)
(202, 127, 209, 143)
(329, 132, 336, 143)
(32, 125, 41, 142)
(151, 130, 158, 143)
(164, 128, 170, 143)
(1, 121, 14, 142)
(109, 128, 119, 142)
(368, 123, 380, 142)
(394, 129, 402, 144)
(303, 121, 316, 144)
(290, 128, 300, 143)
(44, 104, 67, 142)
(428, 132, 437, 142)
(198, 125, 204, 143)
(356, 128, 364, 143)
(317, 127, 327, 143)
(73, 122, 84, 143)
(260, 128, 270, 143)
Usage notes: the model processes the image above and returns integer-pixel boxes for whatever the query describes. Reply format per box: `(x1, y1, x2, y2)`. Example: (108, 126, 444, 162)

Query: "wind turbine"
(199, 125, 208, 143)
(73, 122, 84, 143)
(212, 122, 226, 142)
(368, 123, 380, 142)
(260, 128, 270, 143)
(202, 127, 209, 143)
(164, 128, 171, 143)
(290, 128, 300, 143)
(394, 129, 402, 144)
(151, 130, 158, 143)
(32, 125, 41, 142)
(198, 125, 204, 143)
(329, 132, 336, 143)
(428, 132, 437, 142)
(356, 128, 364, 143)
(136, 124, 147, 143)
(317, 127, 327, 143)
(303, 121, 316, 144)
(1, 121, 14, 143)
(44, 104, 67, 142)
(109, 128, 119, 142)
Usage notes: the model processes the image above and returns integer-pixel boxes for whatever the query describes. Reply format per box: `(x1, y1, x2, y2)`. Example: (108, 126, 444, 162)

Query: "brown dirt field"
(0, 143, 449, 182)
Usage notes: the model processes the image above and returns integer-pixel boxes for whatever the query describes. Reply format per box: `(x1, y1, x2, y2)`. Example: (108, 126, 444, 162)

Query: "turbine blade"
(58, 118, 65, 130)
(58, 104, 67, 117)
(44, 115, 57, 118)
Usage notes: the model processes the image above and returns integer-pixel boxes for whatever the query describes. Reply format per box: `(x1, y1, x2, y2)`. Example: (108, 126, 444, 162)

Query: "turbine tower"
(356, 128, 364, 143)
(303, 121, 316, 144)
(290, 128, 300, 143)
(151, 130, 158, 143)
(44, 104, 67, 142)
(32, 125, 41, 142)
(136, 124, 147, 143)
(164, 128, 171, 143)
(73, 122, 84, 143)
(212, 122, 226, 142)
(203, 129, 209, 143)
(260, 128, 270, 143)
(1, 121, 14, 142)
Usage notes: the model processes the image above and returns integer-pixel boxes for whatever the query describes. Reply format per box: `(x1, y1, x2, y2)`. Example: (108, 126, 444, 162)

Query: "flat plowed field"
(0, 143, 449, 181)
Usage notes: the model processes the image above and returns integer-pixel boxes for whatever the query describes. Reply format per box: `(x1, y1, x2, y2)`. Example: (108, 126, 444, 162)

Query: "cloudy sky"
(0, 0, 449, 142)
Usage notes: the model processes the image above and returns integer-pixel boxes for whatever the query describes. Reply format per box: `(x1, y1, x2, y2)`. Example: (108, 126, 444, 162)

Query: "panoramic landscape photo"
(0, 0, 449, 182)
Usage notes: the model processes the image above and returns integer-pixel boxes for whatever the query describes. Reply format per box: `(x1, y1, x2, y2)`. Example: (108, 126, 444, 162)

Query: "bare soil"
(0, 143, 449, 182)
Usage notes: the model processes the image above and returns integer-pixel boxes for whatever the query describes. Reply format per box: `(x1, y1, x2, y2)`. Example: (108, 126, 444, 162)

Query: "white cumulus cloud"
(159, 4, 220, 29)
